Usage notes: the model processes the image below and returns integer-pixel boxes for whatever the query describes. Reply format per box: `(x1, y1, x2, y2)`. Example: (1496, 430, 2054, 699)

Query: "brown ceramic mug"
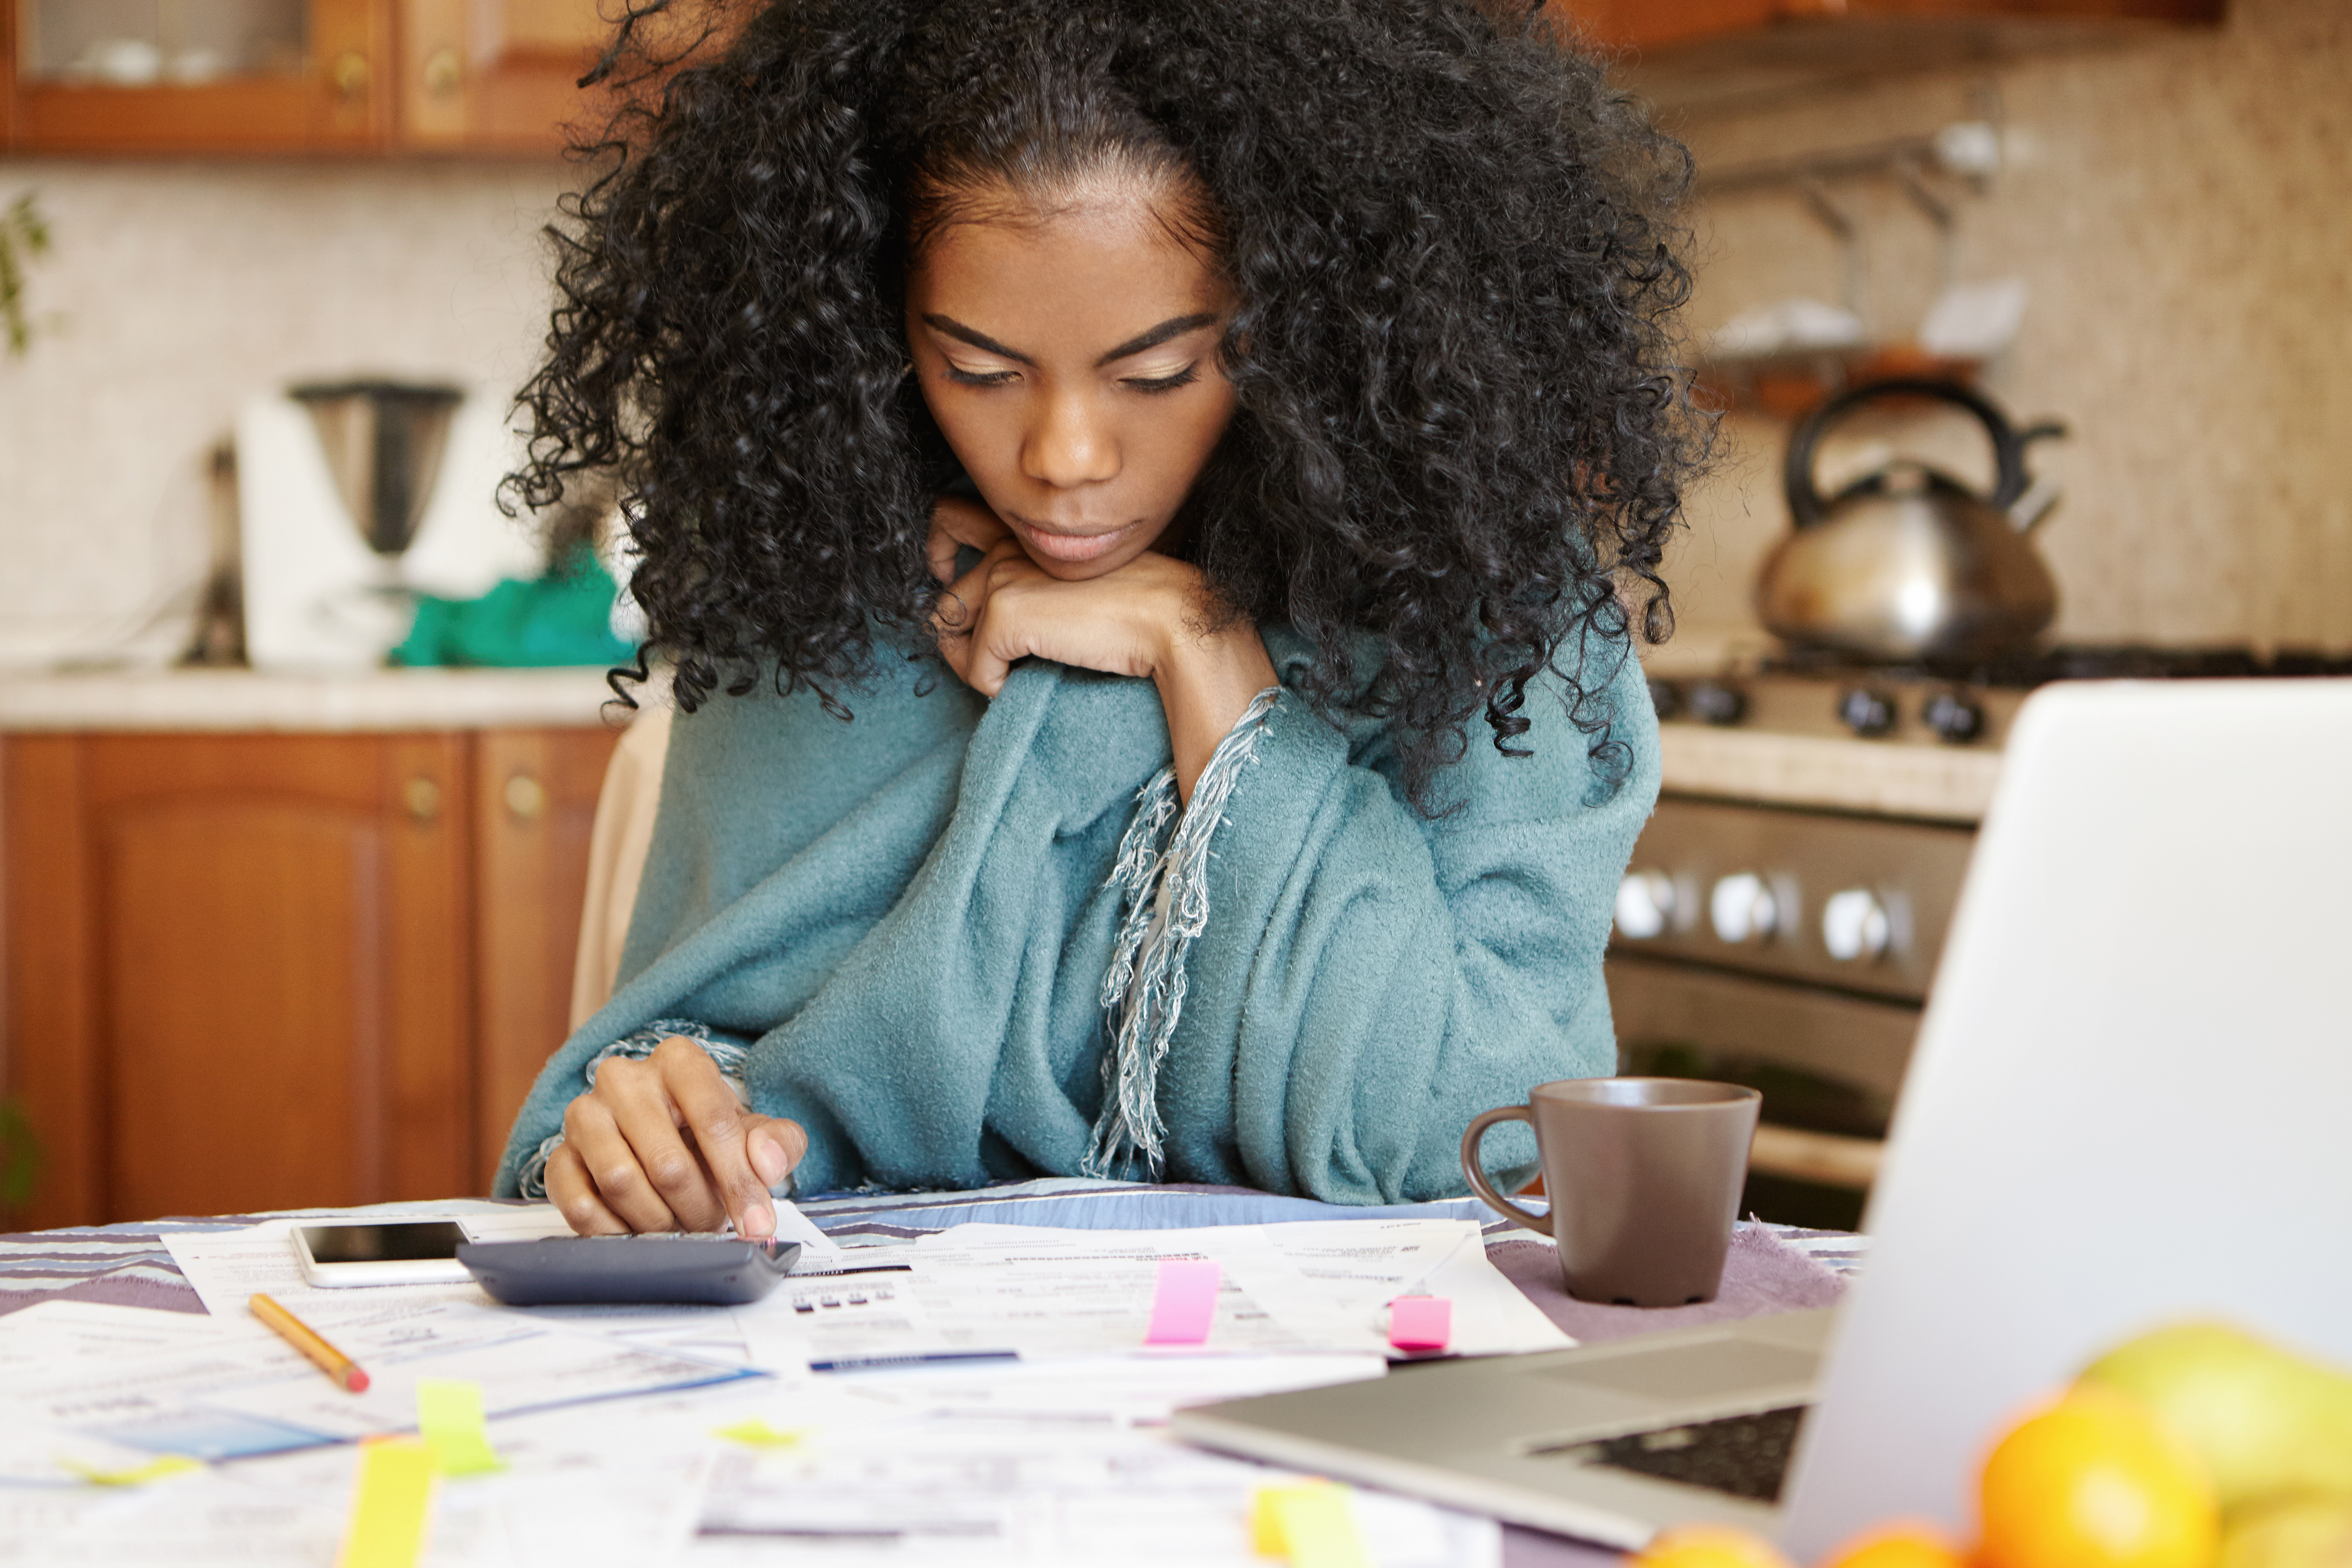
(1460, 1078, 1761, 1307)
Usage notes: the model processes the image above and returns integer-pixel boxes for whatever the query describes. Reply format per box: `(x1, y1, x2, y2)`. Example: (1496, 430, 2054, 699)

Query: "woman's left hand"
(928, 507, 1278, 802)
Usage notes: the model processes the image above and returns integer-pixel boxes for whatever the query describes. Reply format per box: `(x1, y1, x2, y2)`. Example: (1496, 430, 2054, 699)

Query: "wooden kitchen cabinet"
(1, 0, 609, 156)
(1557, 0, 2223, 54)
(1550, 0, 2224, 109)
(397, 0, 611, 154)
(470, 726, 614, 1191)
(0, 723, 619, 1229)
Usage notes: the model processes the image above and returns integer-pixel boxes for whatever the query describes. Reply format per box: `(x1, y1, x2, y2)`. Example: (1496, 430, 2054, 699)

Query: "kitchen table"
(0, 1176, 1857, 1566)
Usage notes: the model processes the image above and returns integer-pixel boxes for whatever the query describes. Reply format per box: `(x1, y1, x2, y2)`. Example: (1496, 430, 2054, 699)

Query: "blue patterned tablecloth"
(0, 1176, 1862, 1329)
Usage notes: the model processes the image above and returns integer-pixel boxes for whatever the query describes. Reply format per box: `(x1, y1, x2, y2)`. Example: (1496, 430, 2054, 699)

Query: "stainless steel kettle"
(1756, 379, 2066, 663)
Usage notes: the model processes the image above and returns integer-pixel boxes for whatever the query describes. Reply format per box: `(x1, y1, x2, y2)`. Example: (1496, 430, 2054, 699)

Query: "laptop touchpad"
(1542, 1339, 1821, 1402)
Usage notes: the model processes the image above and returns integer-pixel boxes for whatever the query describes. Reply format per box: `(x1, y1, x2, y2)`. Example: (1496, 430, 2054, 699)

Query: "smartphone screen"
(297, 1221, 468, 1265)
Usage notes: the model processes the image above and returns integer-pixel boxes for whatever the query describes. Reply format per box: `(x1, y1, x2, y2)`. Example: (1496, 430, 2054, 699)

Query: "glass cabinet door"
(21, 0, 309, 87)
(9, 0, 386, 153)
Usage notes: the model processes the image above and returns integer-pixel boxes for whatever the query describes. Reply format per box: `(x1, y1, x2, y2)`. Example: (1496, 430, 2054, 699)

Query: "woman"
(496, 0, 1705, 1237)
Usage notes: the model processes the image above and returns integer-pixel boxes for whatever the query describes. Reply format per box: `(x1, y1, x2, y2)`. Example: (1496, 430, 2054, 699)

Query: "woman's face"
(905, 181, 1238, 582)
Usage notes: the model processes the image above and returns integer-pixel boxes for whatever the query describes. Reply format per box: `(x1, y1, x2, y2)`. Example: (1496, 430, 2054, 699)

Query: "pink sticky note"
(1145, 1259, 1221, 1345)
(1388, 1295, 1452, 1352)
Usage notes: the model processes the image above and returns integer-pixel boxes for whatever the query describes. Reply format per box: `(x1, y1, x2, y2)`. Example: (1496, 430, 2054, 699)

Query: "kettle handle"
(1784, 378, 2035, 530)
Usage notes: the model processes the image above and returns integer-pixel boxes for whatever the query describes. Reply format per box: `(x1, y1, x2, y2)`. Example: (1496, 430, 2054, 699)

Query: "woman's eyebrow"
(1094, 312, 1218, 367)
(920, 310, 1220, 368)
(922, 314, 1033, 364)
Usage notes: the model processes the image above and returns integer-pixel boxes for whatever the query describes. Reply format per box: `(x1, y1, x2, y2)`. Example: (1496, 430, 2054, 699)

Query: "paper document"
(896, 1218, 1570, 1358)
(737, 1234, 1322, 1369)
(1, 1290, 755, 1462)
(0, 1390, 718, 1568)
(687, 1353, 1495, 1566)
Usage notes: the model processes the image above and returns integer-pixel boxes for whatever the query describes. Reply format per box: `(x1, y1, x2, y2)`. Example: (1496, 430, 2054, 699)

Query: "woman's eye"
(1124, 365, 1200, 396)
(944, 366, 1018, 387)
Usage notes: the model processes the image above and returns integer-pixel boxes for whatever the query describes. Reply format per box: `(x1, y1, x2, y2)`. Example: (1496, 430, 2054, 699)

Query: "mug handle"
(1460, 1106, 1553, 1237)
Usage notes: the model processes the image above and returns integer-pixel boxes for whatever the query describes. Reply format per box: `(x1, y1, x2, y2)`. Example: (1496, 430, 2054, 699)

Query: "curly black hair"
(509, 0, 1708, 808)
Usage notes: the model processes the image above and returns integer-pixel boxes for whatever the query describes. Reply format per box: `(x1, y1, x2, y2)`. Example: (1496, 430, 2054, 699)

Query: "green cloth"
(393, 550, 634, 668)
(493, 628, 1658, 1203)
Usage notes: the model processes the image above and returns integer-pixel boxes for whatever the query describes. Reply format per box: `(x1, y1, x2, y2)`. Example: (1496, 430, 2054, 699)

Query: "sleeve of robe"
(1148, 640, 1660, 1204)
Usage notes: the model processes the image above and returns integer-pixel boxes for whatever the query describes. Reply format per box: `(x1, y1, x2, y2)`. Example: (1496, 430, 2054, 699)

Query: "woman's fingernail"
(740, 1202, 774, 1238)
(751, 1132, 788, 1186)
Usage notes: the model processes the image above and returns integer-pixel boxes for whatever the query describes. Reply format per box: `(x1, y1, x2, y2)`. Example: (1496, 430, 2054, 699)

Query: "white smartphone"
(293, 1220, 474, 1288)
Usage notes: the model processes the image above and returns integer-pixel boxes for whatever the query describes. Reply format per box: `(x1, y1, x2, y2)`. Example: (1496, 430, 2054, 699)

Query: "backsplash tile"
(0, 159, 571, 667)
(1660, 0, 2350, 656)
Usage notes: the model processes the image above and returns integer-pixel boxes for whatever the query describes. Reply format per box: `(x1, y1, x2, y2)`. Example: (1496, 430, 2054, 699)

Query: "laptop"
(1174, 678, 2352, 1555)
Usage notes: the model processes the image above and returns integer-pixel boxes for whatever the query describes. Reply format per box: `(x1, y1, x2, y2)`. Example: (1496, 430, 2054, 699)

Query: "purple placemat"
(1488, 1221, 1848, 1345)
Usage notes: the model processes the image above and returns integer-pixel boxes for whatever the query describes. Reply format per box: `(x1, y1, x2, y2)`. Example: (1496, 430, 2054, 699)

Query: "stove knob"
(1613, 870, 1678, 940)
(1709, 872, 1777, 944)
(1821, 888, 1891, 961)
(1646, 677, 1684, 721)
(1837, 686, 1897, 739)
(1687, 681, 1749, 727)
(1922, 689, 1985, 744)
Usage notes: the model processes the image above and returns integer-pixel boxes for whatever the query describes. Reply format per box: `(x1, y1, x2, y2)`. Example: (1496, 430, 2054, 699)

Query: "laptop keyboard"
(1532, 1405, 1811, 1504)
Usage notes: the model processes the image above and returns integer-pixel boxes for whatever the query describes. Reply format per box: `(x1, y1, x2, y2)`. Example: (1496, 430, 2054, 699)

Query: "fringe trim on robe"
(1084, 686, 1282, 1178)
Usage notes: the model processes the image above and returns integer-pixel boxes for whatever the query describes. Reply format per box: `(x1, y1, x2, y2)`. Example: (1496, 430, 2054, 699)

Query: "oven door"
(1606, 952, 1921, 1231)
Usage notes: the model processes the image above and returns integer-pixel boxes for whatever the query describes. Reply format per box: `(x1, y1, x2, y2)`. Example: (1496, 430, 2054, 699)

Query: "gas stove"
(1646, 644, 2352, 749)
(1612, 641, 2352, 1229)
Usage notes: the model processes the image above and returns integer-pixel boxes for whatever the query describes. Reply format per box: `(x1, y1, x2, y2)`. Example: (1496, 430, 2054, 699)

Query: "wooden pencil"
(250, 1292, 371, 1392)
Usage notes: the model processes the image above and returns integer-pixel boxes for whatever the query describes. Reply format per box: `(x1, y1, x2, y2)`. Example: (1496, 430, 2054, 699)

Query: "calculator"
(457, 1233, 803, 1306)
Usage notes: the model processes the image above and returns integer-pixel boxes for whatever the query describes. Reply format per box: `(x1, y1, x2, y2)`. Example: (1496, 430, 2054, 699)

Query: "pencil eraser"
(345, 1367, 371, 1393)
(1388, 1295, 1451, 1352)
(1144, 1258, 1220, 1345)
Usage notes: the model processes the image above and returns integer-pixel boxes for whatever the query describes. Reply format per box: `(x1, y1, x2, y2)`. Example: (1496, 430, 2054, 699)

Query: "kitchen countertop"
(1, 667, 2003, 817)
(0, 667, 635, 733)
(1656, 723, 2001, 822)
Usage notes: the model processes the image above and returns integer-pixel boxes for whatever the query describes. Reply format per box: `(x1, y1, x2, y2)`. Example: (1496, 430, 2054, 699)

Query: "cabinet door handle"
(423, 46, 463, 98)
(332, 51, 373, 102)
(504, 774, 548, 823)
(404, 776, 442, 825)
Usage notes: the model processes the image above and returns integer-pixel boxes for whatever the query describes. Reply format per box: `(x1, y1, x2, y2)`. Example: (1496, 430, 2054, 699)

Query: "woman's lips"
(1010, 515, 1137, 565)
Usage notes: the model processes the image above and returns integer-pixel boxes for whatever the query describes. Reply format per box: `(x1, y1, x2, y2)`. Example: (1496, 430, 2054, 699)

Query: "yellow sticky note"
(713, 1419, 807, 1449)
(1250, 1482, 1370, 1568)
(59, 1454, 201, 1487)
(337, 1438, 437, 1568)
(415, 1379, 504, 1478)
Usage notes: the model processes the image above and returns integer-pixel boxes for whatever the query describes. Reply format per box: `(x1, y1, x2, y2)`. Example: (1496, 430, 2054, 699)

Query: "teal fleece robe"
(493, 627, 1658, 1203)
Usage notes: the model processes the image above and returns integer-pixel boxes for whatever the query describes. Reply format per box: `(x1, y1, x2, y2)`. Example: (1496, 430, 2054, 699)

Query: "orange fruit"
(1816, 1522, 1970, 1568)
(1632, 1523, 1796, 1568)
(1977, 1386, 2218, 1568)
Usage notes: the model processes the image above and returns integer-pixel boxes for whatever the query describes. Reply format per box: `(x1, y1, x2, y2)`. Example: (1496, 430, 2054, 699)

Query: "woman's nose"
(1022, 390, 1120, 489)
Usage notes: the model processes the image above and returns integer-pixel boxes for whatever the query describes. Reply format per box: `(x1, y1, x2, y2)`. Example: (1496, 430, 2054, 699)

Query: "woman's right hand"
(544, 1036, 807, 1238)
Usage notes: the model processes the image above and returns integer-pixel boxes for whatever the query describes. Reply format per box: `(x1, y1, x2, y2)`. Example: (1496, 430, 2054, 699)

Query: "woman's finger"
(599, 1053, 730, 1232)
(744, 1116, 809, 1192)
(958, 543, 1054, 696)
(927, 495, 1012, 583)
(931, 547, 1003, 683)
(959, 593, 1018, 697)
(655, 1038, 780, 1239)
(564, 1086, 686, 1234)
(545, 1142, 629, 1236)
